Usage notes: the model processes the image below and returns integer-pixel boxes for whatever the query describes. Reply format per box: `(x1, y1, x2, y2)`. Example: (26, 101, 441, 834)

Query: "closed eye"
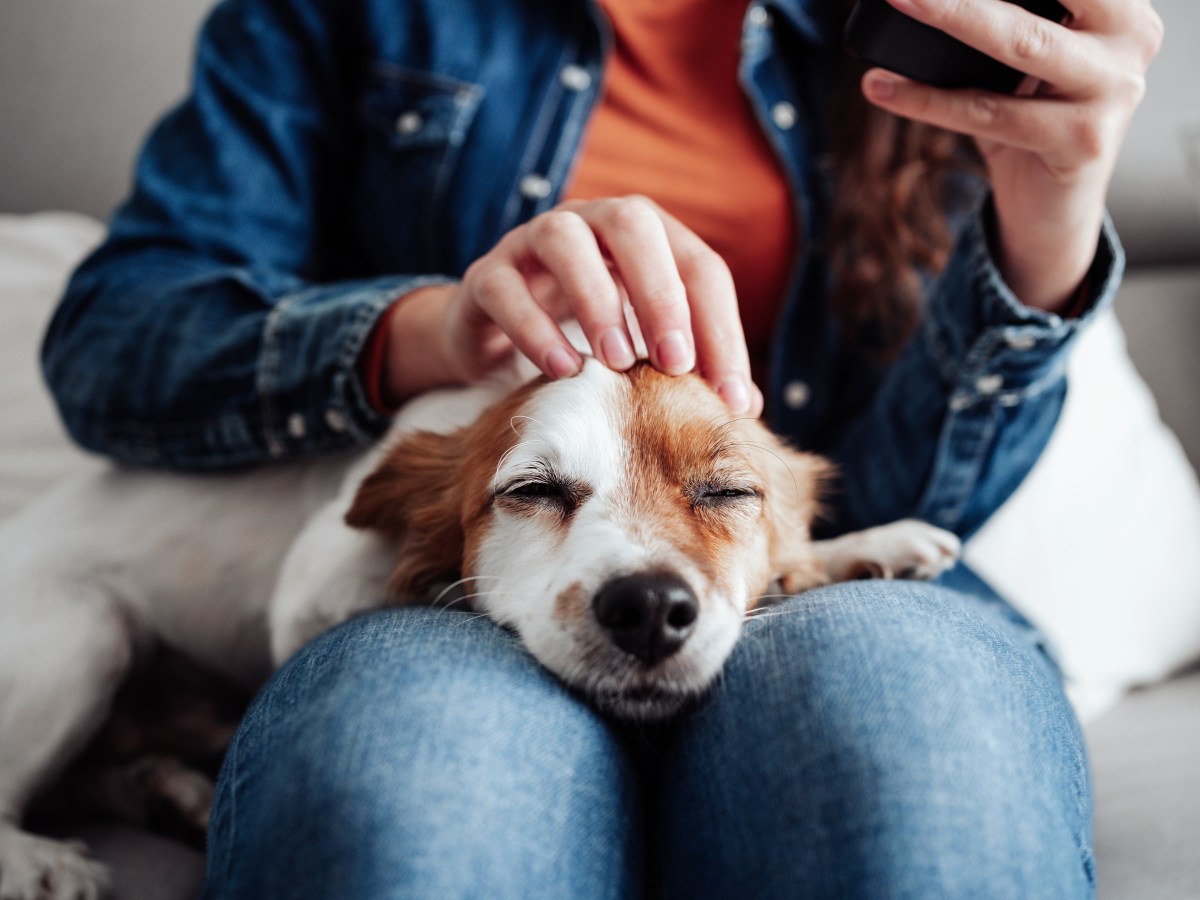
(505, 481, 570, 501)
(692, 483, 762, 508)
(495, 476, 589, 514)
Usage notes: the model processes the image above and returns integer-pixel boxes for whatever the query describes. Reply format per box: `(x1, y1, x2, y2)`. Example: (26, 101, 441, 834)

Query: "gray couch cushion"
(1088, 668, 1200, 899)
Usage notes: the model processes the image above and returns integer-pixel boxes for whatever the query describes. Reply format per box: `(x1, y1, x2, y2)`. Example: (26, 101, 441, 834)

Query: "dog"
(0, 355, 960, 899)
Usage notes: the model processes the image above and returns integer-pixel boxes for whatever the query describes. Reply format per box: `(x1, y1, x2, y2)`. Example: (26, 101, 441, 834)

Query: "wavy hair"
(827, 9, 983, 360)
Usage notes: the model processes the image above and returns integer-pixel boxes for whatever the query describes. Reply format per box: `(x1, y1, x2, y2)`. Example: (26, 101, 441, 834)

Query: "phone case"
(844, 0, 1069, 94)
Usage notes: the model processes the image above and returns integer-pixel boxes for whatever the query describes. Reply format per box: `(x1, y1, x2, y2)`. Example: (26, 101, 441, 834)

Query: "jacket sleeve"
(41, 0, 452, 469)
(827, 196, 1125, 540)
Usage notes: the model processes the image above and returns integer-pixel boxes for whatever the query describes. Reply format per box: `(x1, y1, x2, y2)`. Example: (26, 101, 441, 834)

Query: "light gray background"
(2, 0, 1199, 266)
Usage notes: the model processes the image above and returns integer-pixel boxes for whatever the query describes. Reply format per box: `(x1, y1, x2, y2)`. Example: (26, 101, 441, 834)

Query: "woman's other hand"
(861, 0, 1164, 311)
(382, 196, 762, 415)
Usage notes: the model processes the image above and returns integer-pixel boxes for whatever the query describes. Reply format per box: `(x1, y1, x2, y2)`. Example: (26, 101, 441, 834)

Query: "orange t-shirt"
(564, 0, 797, 366)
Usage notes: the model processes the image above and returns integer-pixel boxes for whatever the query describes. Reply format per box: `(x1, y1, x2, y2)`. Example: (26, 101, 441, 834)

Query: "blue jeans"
(200, 571, 1093, 898)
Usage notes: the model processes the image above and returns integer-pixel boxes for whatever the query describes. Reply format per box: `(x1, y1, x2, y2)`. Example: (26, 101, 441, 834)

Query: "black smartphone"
(844, 0, 1069, 94)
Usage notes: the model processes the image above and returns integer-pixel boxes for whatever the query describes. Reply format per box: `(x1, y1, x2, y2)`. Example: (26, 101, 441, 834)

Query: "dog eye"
(506, 481, 568, 501)
(498, 480, 581, 513)
(694, 486, 761, 507)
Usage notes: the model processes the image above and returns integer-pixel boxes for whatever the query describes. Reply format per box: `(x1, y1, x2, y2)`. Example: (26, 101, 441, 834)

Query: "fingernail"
(600, 327, 636, 370)
(718, 376, 751, 415)
(546, 345, 581, 379)
(655, 331, 693, 374)
(866, 71, 898, 100)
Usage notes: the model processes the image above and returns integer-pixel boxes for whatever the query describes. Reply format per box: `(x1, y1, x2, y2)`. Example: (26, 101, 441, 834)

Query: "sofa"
(2, 0, 1198, 896)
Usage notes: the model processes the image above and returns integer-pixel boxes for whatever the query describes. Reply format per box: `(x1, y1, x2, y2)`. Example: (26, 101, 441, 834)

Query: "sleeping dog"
(0, 356, 959, 899)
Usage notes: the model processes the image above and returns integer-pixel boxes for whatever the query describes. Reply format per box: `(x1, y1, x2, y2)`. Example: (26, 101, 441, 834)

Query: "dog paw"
(0, 826, 111, 900)
(850, 519, 961, 581)
(136, 756, 214, 833)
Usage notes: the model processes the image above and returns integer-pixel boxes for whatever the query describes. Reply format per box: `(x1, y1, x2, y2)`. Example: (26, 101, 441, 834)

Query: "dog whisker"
(451, 612, 496, 627)
(725, 440, 802, 506)
(429, 575, 510, 610)
(454, 588, 512, 606)
(508, 414, 551, 436)
(492, 438, 550, 485)
(745, 592, 800, 609)
(742, 608, 804, 622)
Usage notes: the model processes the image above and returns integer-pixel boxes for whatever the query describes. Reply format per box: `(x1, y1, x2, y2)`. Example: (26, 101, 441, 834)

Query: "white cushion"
(966, 309, 1200, 721)
(0, 212, 105, 519)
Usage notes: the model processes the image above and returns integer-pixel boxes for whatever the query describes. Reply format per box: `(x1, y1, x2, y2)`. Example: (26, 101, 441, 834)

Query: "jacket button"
(287, 413, 307, 440)
(771, 102, 797, 130)
(783, 380, 810, 410)
(748, 6, 773, 28)
(394, 111, 424, 136)
(975, 374, 1004, 395)
(1005, 332, 1037, 351)
(519, 174, 553, 200)
(324, 408, 348, 433)
(560, 64, 593, 91)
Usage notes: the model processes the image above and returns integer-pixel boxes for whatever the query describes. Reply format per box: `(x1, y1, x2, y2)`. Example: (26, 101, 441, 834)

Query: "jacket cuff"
(258, 274, 456, 457)
(921, 196, 1125, 412)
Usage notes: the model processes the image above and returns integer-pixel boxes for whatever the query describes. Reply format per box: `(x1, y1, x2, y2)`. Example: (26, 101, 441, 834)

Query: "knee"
(656, 580, 1092, 897)
(736, 579, 1060, 737)
(237, 608, 626, 802)
(207, 609, 641, 897)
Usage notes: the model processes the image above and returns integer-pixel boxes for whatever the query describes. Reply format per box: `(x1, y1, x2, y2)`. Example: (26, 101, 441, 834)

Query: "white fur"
(0, 354, 959, 897)
(473, 362, 747, 715)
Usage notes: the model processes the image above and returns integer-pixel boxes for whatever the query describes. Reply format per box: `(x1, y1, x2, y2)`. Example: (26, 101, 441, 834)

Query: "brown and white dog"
(0, 355, 959, 899)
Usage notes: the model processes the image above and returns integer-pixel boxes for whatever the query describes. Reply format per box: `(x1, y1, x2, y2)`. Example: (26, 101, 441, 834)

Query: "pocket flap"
(359, 63, 484, 150)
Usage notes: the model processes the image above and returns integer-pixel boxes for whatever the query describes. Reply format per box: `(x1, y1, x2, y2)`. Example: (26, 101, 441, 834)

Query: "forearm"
(44, 245, 452, 468)
(991, 173, 1108, 313)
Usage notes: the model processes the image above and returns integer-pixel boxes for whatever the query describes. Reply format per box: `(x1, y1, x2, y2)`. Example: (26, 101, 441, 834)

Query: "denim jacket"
(43, 0, 1122, 539)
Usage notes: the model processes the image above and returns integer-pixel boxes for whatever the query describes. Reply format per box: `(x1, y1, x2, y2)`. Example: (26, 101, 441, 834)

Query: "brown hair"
(827, 18, 982, 360)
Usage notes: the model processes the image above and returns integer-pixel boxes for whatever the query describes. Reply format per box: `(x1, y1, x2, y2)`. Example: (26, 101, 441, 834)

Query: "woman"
(44, 0, 1161, 895)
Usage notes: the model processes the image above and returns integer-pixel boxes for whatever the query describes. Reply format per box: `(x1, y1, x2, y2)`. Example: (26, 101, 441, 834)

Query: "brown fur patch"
(620, 364, 832, 600)
(345, 379, 547, 599)
(553, 581, 588, 626)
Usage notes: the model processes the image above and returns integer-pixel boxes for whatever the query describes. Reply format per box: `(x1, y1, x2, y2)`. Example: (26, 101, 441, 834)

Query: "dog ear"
(345, 428, 466, 598)
(748, 423, 834, 594)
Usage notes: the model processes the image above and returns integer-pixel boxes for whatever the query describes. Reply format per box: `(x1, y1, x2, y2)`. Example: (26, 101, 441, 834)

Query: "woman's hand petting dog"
(378, 196, 764, 418)
(863, 0, 1163, 312)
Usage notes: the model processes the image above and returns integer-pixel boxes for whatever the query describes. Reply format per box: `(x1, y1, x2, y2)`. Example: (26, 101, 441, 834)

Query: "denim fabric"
(200, 572, 1093, 898)
(42, 0, 1123, 538)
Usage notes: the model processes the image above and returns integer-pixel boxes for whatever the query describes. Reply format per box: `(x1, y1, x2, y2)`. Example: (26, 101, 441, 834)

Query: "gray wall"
(0, 0, 213, 219)
(1, 0, 1199, 265)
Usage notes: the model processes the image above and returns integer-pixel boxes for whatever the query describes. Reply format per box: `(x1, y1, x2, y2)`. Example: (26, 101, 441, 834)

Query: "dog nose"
(592, 572, 699, 666)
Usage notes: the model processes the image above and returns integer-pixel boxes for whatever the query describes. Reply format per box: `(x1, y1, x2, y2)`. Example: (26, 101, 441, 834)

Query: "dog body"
(0, 357, 959, 899)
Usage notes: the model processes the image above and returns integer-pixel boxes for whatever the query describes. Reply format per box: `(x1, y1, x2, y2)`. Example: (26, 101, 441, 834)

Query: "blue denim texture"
(42, 0, 1123, 540)
(199, 571, 1093, 898)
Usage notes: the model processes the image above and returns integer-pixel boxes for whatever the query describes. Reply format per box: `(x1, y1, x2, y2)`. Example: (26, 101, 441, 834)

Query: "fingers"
(520, 210, 637, 370)
(863, 70, 1125, 175)
(461, 196, 758, 414)
(463, 253, 583, 379)
(582, 197, 696, 375)
(887, 0, 1104, 96)
(644, 202, 760, 417)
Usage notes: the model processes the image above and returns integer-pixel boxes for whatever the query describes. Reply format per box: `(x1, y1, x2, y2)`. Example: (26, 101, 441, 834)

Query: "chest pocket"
(354, 63, 484, 273)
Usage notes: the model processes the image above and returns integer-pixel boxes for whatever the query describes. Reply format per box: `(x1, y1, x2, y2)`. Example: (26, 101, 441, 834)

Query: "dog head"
(346, 360, 829, 719)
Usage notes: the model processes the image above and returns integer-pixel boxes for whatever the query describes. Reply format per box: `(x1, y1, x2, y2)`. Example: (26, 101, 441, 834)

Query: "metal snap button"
(394, 111, 424, 136)
(519, 174, 553, 200)
(975, 374, 1004, 395)
(560, 64, 593, 92)
(324, 408, 348, 434)
(771, 102, 797, 130)
(783, 380, 810, 410)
